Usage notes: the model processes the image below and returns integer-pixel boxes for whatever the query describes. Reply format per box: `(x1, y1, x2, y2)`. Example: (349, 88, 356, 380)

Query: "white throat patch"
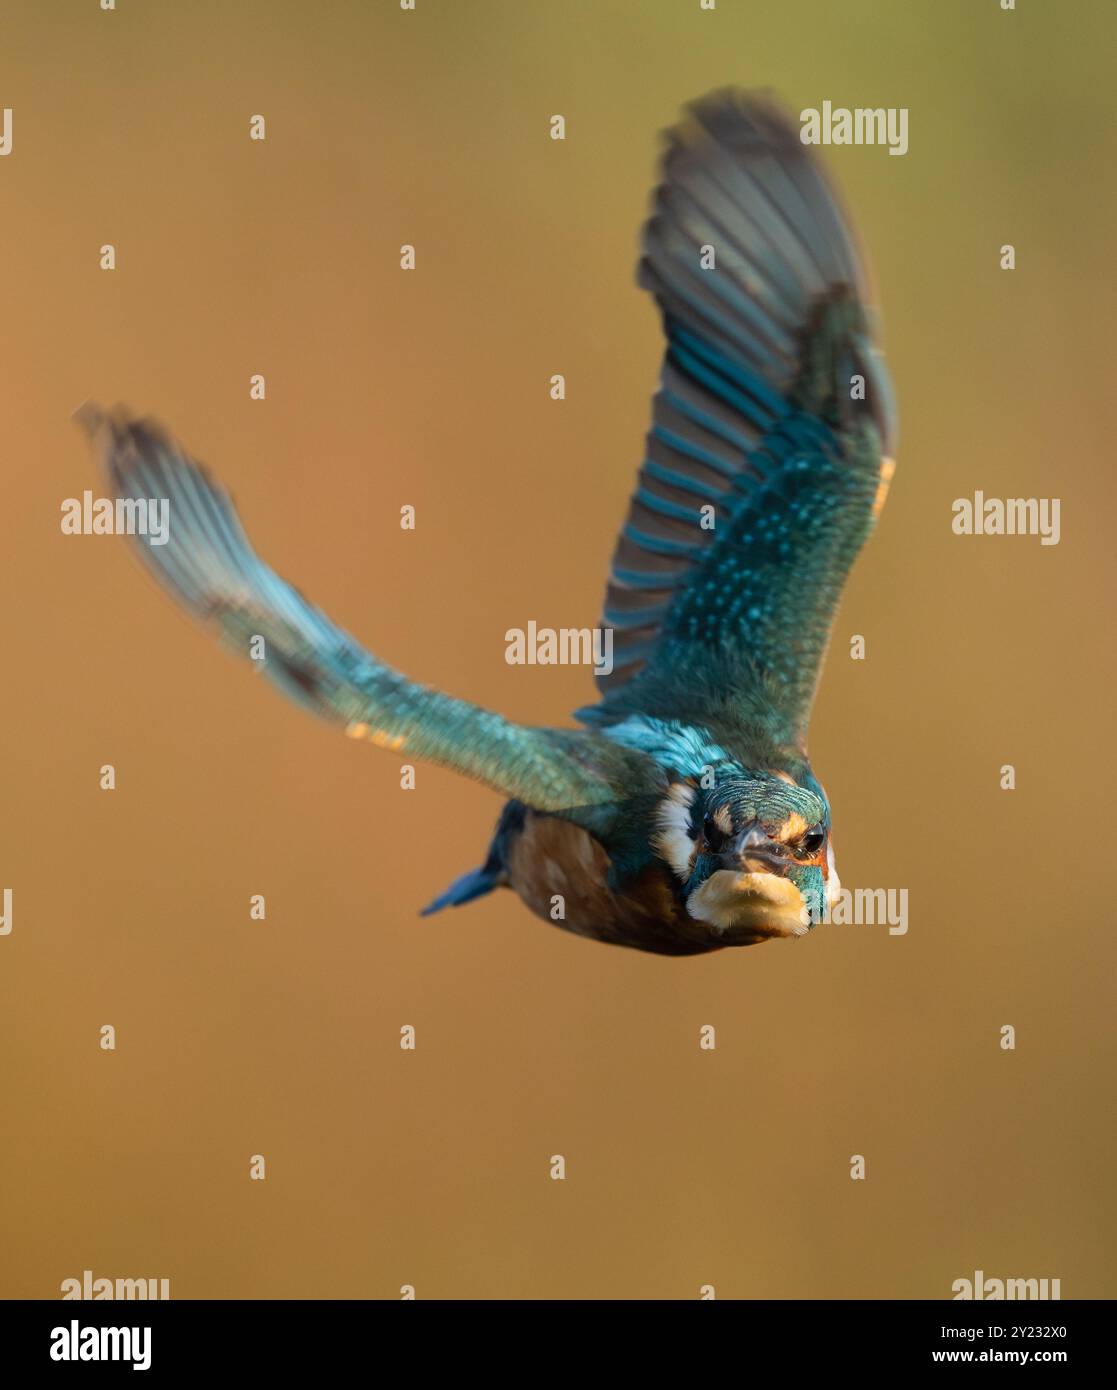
(687, 869, 810, 937)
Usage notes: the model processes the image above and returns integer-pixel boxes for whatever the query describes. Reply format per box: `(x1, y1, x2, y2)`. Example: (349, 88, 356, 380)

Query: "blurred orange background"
(1, 0, 1114, 1298)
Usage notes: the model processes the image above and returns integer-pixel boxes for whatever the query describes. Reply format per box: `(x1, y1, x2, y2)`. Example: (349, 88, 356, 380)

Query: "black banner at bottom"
(2, 1296, 1105, 1377)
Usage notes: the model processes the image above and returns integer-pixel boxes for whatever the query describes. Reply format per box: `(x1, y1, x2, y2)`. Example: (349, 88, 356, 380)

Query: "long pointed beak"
(721, 823, 789, 875)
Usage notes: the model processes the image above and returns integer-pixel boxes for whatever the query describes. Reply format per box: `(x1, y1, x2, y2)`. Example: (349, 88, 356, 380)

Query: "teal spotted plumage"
(83, 90, 895, 956)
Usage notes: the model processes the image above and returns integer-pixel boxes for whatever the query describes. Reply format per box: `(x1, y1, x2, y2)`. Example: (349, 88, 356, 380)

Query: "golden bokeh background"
(1, 0, 1114, 1299)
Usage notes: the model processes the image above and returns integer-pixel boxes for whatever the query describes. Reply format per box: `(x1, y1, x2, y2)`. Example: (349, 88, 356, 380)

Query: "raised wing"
(583, 91, 896, 746)
(81, 408, 660, 819)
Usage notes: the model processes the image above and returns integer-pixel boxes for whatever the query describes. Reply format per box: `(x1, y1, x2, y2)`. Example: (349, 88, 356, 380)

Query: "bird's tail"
(420, 800, 525, 917)
(420, 864, 506, 917)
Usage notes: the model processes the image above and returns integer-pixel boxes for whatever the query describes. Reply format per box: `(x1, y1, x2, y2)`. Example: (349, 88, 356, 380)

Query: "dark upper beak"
(719, 823, 789, 875)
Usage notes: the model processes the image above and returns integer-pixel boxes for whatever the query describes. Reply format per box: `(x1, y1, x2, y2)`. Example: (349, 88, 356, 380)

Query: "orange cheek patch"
(775, 812, 809, 843)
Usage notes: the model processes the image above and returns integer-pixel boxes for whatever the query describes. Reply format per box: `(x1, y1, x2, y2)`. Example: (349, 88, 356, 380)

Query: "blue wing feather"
(586, 90, 896, 744)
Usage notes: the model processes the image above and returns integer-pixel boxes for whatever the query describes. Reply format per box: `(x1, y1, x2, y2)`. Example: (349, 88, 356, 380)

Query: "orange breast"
(505, 811, 722, 956)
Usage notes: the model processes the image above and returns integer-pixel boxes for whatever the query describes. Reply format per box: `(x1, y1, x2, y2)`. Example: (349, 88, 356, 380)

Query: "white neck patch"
(825, 838, 842, 907)
(653, 782, 697, 880)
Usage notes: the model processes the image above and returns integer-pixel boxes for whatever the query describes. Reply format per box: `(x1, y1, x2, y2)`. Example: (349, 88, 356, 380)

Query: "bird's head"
(653, 772, 838, 945)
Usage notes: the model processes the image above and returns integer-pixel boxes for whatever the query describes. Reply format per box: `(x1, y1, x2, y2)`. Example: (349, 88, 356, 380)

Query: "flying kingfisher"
(82, 90, 896, 957)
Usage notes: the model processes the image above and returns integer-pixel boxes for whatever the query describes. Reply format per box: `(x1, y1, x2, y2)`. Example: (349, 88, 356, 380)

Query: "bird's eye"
(800, 826, 826, 856)
(702, 816, 727, 853)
